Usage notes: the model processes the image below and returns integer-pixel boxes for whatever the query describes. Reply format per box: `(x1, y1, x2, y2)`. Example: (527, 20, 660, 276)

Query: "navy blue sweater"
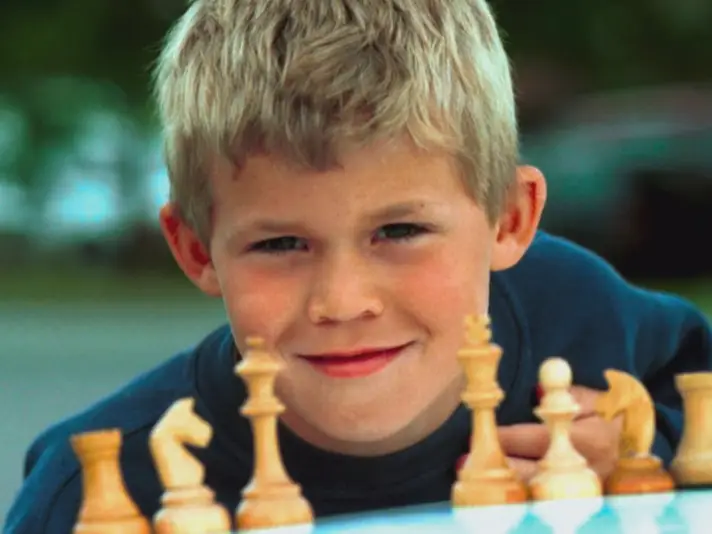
(5, 232, 712, 533)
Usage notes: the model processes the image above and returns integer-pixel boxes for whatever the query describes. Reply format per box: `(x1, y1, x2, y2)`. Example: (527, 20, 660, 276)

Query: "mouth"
(299, 343, 412, 379)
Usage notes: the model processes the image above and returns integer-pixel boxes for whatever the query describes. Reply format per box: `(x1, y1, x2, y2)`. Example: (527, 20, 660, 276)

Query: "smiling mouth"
(299, 344, 411, 378)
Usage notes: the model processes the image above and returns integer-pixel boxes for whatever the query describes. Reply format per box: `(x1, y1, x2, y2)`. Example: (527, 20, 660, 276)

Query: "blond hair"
(154, 0, 518, 244)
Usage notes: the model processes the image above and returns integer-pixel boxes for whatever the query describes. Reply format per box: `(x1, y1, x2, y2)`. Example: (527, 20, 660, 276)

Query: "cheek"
(215, 261, 303, 346)
(396, 247, 491, 321)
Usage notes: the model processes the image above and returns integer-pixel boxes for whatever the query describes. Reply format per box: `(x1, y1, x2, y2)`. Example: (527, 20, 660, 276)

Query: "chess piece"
(235, 337, 314, 530)
(451, 314, 528, 506)
(671, 372, 712, 487)
(595, 369, 675, 495)
(71, 429, 151, 534)
(150, 398, 231, 533)
(529, 357, 602, 501)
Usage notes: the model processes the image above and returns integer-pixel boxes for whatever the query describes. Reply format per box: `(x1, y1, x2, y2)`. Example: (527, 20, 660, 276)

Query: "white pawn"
(529, 357, 603, 502)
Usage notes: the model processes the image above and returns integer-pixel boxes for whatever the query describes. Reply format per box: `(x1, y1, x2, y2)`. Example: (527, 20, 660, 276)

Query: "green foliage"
(0, 0, 183, 104)
(492, 0, 712, 88)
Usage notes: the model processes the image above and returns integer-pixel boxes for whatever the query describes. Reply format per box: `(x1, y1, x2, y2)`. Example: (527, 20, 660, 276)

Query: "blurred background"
(1, 0, 711, 520)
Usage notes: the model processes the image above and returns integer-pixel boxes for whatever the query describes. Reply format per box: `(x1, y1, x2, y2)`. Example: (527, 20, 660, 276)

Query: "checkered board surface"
(245, 489, 711, 533)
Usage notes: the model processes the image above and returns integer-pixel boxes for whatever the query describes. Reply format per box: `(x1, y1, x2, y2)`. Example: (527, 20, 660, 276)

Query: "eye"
(248, 236, 308, 254)
(374, 223, 429, 242)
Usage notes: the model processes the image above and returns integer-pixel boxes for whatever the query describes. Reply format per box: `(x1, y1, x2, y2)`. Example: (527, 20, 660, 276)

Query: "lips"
(299, 344, 409, 378)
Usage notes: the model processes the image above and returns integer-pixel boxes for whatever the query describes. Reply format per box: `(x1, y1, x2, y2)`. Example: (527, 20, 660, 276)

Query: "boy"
(5, 1, 712, 532)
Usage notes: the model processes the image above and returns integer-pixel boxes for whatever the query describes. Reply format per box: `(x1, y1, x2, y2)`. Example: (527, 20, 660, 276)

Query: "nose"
(306, 251, 384, 324)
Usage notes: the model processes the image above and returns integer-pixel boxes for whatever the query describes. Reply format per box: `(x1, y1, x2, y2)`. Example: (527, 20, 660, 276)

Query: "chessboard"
(295, 490, 712, 533)
(68, 315, 712, 534)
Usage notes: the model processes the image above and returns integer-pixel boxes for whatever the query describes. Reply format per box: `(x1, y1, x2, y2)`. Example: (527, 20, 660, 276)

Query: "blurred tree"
(0, 0, 182, 107)
(492, 0, 712, 87)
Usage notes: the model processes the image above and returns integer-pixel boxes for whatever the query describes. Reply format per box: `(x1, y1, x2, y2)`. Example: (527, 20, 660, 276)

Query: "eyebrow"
(367, 200, 429, 222)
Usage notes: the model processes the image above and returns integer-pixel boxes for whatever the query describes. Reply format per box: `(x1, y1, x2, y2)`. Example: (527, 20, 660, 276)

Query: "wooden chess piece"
(451, 314, 528, 506)
(235, 337, 314, 530)
(71, 429, 151, 534)
(595, 369, 675, 495)
(529, 357, 602, 501)
(150, 397, 231, 533)
(671, 372, 712, 487)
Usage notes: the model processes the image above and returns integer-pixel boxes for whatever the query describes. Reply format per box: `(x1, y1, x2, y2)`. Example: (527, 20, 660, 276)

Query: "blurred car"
(521, 84, 712, 276)
(0, 78, 174, 269)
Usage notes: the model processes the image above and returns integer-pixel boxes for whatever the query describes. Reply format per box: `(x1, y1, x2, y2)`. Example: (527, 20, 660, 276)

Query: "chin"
(295, 401, 427, 455)
(325, 419, 409, 444)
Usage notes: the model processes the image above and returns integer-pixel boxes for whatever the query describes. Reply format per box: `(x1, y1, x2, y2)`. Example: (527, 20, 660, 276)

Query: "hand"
(499, 386, 622, 483)
(456, 386, 623, 483)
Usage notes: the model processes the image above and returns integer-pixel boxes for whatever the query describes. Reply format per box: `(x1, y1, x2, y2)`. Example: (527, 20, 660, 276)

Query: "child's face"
(167, 136, 544, 455)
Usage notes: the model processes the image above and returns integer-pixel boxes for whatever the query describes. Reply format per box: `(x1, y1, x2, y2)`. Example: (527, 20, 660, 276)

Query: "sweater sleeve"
(3, 437, 80, 534)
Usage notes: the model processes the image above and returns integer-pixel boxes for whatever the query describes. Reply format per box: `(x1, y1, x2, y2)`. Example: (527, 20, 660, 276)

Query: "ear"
(490, 165, 547, 271)
(159, 203, 222, 297)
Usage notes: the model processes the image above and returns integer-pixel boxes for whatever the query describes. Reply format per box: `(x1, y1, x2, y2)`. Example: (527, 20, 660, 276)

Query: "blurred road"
(0, 298, 226, 522)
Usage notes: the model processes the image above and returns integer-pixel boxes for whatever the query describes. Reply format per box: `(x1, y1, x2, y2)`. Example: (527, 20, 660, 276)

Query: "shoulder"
(494, 231, 712, 384)
(502, 231, 634, 298)
(3, 324, 230, 534)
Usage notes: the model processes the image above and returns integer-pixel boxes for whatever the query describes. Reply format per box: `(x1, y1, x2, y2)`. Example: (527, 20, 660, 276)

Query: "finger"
(507, 456, 538, 483)
(498, 424, 549, 459)
(569, 385, 603, 418)
(569, 415, 621, 461)
(500, 418, 614, 459)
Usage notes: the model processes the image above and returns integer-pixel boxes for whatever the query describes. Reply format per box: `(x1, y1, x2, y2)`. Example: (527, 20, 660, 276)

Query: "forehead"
(211, 137, 468, 213)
